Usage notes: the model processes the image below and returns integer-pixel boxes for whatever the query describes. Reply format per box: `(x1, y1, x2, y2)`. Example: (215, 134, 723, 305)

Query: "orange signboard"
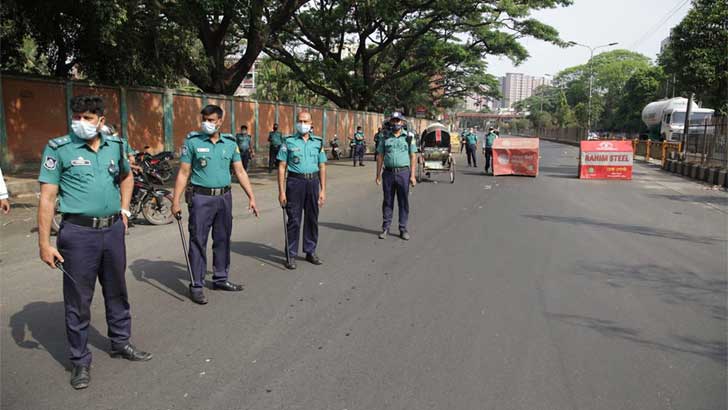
(492, 138, 540, 177)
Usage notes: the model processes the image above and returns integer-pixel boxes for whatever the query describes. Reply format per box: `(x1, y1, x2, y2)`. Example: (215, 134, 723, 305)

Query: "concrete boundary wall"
(0, 74, 391, 170)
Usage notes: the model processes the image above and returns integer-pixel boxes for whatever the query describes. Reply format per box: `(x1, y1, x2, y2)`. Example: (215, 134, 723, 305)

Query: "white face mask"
(71, 120, 100, 140)
(201, 121, 219, 135)
(296, 122, 311, 134)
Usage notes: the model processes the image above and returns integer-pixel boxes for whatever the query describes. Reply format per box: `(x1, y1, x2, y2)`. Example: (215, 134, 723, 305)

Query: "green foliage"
(266, 0, 571, 111)
(554, 90, 576, 127)
(659, 0, 728, 114)
(251, 58, 328, 105)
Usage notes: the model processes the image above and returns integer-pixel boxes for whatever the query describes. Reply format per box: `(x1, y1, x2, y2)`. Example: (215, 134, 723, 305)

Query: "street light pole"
(570, 41, 618, 133)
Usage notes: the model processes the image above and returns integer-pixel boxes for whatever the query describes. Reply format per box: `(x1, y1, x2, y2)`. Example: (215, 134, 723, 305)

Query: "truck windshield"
(671, 112, 712, 125)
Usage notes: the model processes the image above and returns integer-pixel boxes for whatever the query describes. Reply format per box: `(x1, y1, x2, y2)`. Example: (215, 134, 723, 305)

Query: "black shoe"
(306, 254, 323, 265)
(400, 230, 410, 240)
(70, 365, 90, 390)
(360, 163, 365, 166)
(110, 344, 153, 362)
(285, 260, 297, 270)
(213, 281, 244, 291)
(189, 286, 208, 304)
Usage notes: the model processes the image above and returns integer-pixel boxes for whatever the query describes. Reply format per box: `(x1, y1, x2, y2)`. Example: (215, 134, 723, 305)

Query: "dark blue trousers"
(286, 176, 320, 258)
(57, 218, 130, 366)
(269, 146, 280, 172)
(484, 147, 493, 172)
(382, 168, 410, 231)
(241, 151, 251, 171)
(188, 191, 233, 288)
(466, 143, 477, 167)
(353, 144, 365, 164)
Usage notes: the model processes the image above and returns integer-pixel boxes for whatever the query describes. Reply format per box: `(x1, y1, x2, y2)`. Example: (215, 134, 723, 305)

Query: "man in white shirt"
(0, 167, 9, 214)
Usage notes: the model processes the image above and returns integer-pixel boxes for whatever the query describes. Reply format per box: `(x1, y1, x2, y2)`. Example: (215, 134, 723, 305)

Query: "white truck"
(641, 97, 714, 141)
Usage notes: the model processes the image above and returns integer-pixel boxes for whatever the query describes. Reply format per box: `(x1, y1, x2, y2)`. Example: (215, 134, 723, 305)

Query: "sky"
(485, 0, 692, 78)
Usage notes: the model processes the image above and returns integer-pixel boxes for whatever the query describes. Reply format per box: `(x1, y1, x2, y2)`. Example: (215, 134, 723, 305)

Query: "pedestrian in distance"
(171, 104, 260, 305)
(376, 112, 417, 240)
(483, 127, 498, 174)
(373, 126, 384, 158)
(268, 123, 283, 173)
(37, 95, 152, 390)
(464, 127, 479, 167)
(235, 125, 255, 171)
(277, 111, 327, 270)
(0, 166, 9, 214)
(353, 126, 366, 166)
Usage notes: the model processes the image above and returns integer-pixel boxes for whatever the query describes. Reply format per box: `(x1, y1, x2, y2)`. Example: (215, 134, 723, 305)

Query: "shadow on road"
(128, 259, 190, 301)
(319, 221, 381, 236)
(545, 312, 727, 364)
(646, 194, 728, 206)
(523, 214, 723, 245)
(230, 241, 287, 270)
(575, 261, 728, 322)
(8, 301, 107, 370)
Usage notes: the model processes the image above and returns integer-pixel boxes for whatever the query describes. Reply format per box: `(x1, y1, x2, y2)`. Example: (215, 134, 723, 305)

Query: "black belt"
(192, 185, 231, 196)
(63, 214, 120, 229)
(384, 166, 410, 173)
(288, 172, 320, 180)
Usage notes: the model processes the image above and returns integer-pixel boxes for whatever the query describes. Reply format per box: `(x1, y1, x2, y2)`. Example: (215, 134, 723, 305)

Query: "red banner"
(579, 140, 633, 180)
(492, 138, 540, 177)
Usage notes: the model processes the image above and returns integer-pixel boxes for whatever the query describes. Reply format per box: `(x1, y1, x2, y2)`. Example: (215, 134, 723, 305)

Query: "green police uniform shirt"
(277, 132, 327, 174)
(180, 132, 241, 188)
(465, 131, 478, 145)
(354, 131, 365, 145)
(269, 131, 283, 147)
(377, 132, 417, 168)
(235, 133, 252, 152)
(485, 132, 497, 148)
(38, 132, 131, 217)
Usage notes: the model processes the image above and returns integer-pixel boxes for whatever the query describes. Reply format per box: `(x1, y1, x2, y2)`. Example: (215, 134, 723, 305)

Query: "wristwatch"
(120, 208, 132, 218)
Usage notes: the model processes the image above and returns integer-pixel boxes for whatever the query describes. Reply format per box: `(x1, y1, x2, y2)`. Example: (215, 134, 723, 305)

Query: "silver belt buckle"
(212, 188, 222, 195)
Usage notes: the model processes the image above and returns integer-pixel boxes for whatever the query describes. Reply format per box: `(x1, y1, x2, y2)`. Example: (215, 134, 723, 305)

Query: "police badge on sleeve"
(43, 156, 57, 170)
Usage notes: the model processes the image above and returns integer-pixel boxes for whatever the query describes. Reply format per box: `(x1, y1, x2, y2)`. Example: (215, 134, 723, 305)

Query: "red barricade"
(492, 138, 540, 177)
(579, 140, 633, 180)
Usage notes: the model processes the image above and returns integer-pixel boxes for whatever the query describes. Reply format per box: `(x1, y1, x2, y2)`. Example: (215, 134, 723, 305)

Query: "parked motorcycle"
(330, 138, 342, 160)
(135, 151, 174, 183)
(130, 171, 174, 225)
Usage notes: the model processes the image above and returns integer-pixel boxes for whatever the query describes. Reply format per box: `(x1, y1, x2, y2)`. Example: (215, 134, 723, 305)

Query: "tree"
(265, 0, 570, 111)
(251, 57, 328, 105)
(614, 66, 665, 131)
(659, 0, 728, 114)
(554, 90, 575, 127)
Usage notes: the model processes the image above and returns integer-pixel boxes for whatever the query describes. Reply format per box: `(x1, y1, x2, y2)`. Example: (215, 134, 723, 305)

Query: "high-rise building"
(500, 73, 551, 109)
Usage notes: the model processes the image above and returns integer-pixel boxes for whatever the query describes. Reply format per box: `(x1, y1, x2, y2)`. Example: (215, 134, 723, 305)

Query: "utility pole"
(681, 92, 694, 160)
(570, 41, 618, 133)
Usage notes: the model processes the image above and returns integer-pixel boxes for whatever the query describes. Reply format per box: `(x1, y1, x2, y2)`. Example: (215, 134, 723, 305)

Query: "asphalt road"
(1, 140, 726, 410)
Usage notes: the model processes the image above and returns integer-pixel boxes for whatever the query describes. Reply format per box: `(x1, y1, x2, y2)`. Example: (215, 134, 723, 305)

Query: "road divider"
(492, 138, 539, 177)
(579, 140, 633, 180)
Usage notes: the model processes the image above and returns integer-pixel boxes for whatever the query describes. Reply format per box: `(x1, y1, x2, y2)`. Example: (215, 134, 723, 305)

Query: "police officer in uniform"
(353, 126, 366, 166)
(483, 127, 498, 174)
(376, 112, 417, 240)
(373, 126, 384, 159)
(37, 95, 152, 390)
(171, 105, 260, 305)
(268, 123, 283, 173)
(277, 111, 327, 270)
(463, 127, 479, 167)
(235, 125, 254, 171)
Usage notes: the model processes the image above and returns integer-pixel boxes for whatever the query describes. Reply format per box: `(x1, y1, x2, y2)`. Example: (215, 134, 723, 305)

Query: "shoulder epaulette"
(47, 135, 72, 149)
(106, 135, 123, 143)
(221, 133, 236, 141)
(186, 131, 203, 139)
(312, 134, 323, 140)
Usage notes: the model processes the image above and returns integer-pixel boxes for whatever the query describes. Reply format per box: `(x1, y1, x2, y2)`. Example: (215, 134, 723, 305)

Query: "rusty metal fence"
(683, 116, 728, 168)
